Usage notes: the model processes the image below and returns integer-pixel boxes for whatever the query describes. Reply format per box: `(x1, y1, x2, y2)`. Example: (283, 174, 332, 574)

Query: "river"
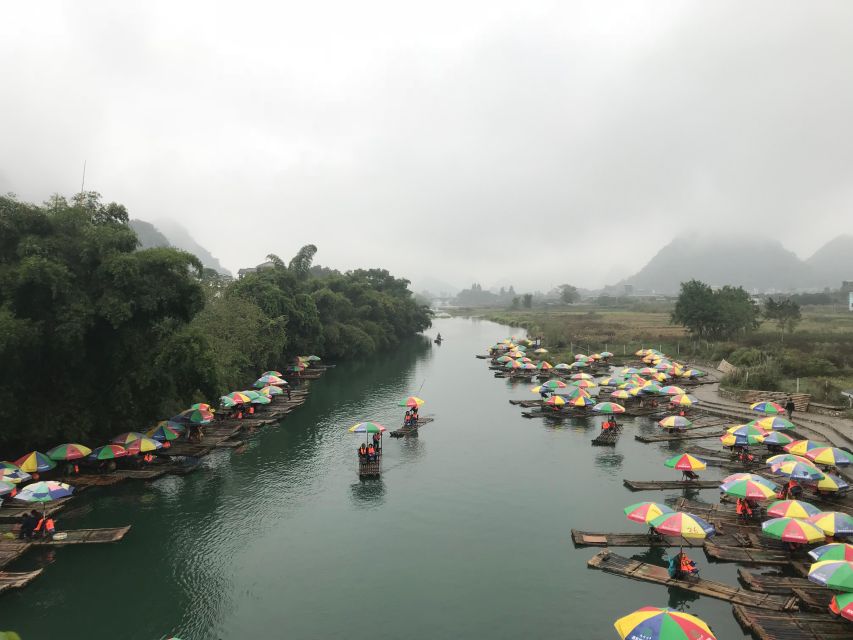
(0, 317, 747, 639)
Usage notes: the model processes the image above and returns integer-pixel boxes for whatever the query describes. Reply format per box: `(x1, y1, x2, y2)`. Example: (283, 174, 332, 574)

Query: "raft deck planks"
(587, 550, 797, 611)
(35, 525, 132, 545)
(635, 430, 726, 443)
(0, 570, 43, 595)
(737, 569, 821, 595)
(623, 479, 720, 491)
(358, 460, 380, 477)
(591, 428, 622, 446)
(571, 530, 703, 547)
(704, 544, 793, 565)
(732, 605, 850, 640)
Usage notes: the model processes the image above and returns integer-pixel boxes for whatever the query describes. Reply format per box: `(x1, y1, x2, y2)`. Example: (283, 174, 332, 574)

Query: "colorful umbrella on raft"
(610, 390, 632, 400)
(829, 592, 853, 621)
(504, 360, 522, 369)
(125, 437, 163, 455)
(306, 355, 321, 361)
(536, 361, 552, 370)
(669, 394, 698, 407)
(189, 403, 213, 411)
(752, 416, 795, 431)
(46, 444, 92, 462)
(14, 452, 56, 473)
(566, 394, 595, 407)
(614, 606, 717, 640)
(600, 351, 614, 358)
(348, 422, 387, 433)
(766, 499, 822, 519)
(259, 385, 284, 396)
(810, 543, 853, 562)
(639, 382, 663, 395)
(571, 372, 594, 380)
(261, 370, 283, 377)
(89, 444, 128, 460)
(761, 517, 825, 543)
(400, 396, 425, 408)
(147, 424, 182, 442)
(808, 560, 853, 592)
(570, 379, 598, 389)
(808, 511, 853, 536)
(624, 502, 675, 524)
(767, 453, 812, 466)
(554, 363, 571, 370)
(241, 391, 270, 404)
(720, 477, 778, 500)
(179, 408, 214, 424)
(659, 386, 686, 396)
(649, 512, 715, 539)
(0, 469, 31, 484)
(813, 473, 850, 494)
(0, 480, 16, 498)
(724, 424, 768, 446)
(750, 401, 785, 415)
(254, 375, 286, 388)
(806, 447, 853, 467)
(111, 432, 148, 446)
(15, 481, 74, 504)
(593, 402, 626, 414)
(534, 348, 548, 354)
(658, 416, 692, 429)
(761, 431, 794, 447)
(536, 380, 567, 390)
(784, 439, 825, 455)
(545, 396, 567, 407)
(664, 454, 707, 471)
(771, 460, 825, 482)
(495, 355, 513, 363)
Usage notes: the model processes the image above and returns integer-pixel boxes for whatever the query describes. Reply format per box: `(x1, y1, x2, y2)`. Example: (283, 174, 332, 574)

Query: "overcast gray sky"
(2, 1, 852, 292)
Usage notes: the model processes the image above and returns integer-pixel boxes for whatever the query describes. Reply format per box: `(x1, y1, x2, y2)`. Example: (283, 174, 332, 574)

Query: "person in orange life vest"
(678, 408, 686, 417)
(678, 551, 698, 577)
(736, 498, 753, 520)
(248, 404, 255, 415)
(372, 432, 381, 452)
(367, 444, 376, 461)
(358, 444, 367, 461)
(143, 453, 154, 464)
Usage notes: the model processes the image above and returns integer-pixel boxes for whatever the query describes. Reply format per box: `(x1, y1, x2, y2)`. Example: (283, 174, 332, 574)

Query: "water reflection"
(667, 586, 700, 612)
(350, 479, 386, 508)
(631, 546, 668, 567)
(397, 435, 425, 463)
(594, 452, 624, 473)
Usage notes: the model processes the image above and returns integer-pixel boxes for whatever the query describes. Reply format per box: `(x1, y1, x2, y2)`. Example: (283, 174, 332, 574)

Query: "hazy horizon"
(2, 1, 852, 292)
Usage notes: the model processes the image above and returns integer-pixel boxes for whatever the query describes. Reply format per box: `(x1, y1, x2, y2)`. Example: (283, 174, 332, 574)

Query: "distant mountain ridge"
(129, 219, 231, 276)
(611, 234, 852, 294)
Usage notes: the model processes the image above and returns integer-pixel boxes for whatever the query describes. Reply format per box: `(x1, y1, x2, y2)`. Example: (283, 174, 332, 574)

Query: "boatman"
(358, 443, 367, 461)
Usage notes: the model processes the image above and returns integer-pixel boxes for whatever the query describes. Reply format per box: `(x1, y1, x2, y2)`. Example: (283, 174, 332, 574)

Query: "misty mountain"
(613, 236, 825, 294)
(806, 235, 853, 285)
(128, 219, 231, 276)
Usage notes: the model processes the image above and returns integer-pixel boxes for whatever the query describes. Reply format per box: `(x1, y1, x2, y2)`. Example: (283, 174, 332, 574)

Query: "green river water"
(0, 317, 748, 639)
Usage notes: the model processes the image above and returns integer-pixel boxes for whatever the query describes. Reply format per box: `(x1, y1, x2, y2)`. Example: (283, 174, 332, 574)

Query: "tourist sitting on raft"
(358, 443, 368, 461)
(358, 443, 377, 463)
(733, 446, 755, 464)
(681, 469, 700, 481)
(601, 417, 618, 431)
(735, 498, 762, 521)
(20, 510, 57, 540)
(668, 550, 699, 580)
(779, 479, 803, 500)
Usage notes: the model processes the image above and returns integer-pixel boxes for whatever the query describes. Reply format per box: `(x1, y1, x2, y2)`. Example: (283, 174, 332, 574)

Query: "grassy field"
(452, 304, 853, 403)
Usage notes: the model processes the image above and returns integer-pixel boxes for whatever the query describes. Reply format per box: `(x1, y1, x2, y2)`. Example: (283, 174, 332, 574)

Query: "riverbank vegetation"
(0, 192, 431, 450)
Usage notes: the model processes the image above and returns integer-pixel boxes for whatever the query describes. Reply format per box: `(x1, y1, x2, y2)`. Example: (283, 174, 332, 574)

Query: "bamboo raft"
(635, 430, 726, 443)
(358, 460, 380, 478)
(0, 570, 43, 595)
(737, 569, 818, 595)
(586, 550, 797, 611)
(732, 605, 850, 640)
(571, 530, 704, 548)
(0, 500, 70, 524)
(0, 526, 131, 569)
(704, 544, 793, 565)
(591, 427, 622, 446)
(389, 416, 434, 438)
(623, 479, 720, 491)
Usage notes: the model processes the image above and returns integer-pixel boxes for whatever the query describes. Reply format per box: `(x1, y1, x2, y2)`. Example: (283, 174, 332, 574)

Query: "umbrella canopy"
(504, 360, 522, 369)
(179, 408, 214, 424)
(89, 444, 128, 460)
(259, 385, 284, 396)
(600, 351, 614, 358)
(189, 403, 213, 411)
(767, 453, 812, 466)
(614, 607, 716, 640)
(766, 499, 822, 519)
(261, 370, 283, 377)
(0, 461, 21, 471)
(639, 382, 663, 395)
(556, 387, 591, 400)
(610, 389, 632, 400)
(254, 375, 286, 388)
(658, 416, 692, 429)
(242, 391, 270, 404)
(14, 451, 56, 473)
(539, 380, 568, 390)
(664, 454, 707, 471)
(720, 477, 778, 500)
(111, 432, 148, 446)
(46, 444, 92, 462)
(725, 423, 767, 446)
(808, 560, 853, 592)
(571, 372, 594, 381)
(761, 431, 794, 447)
(534, 348, 548, 354)
(400, 396, 425, 408)
(762, 517, 825, 543)
(567, 394, 595, 407)
(125, 437, 163, 455)
(16, 481, 74, 503)
(810, 543, 853, 563)
(771, 460, 825, 482)
(0, 468, 31, 484)
(570, 379, 597, 389)
(0, 480, 16, 498)
(570, 360, 589, 369)
(785, 439, 825, 455)
(348, 422, 387, 433)
(554, 363, 571, 370)
(495, 355, 513, 363)
(750, 401, 785, 415)
(829, 592, 853, 622)
(659, 386, 686, 396)
(147, 424, 182, 442)
(669, 394, 698, 407)
(536, 361, 552, 370)
(752, 416, 795, 431)
(806, 447, 853, 467)
(650, 512, 715, 539)
(545, 396, 567, 407)
(306, 355, 322, 361)
(813, 473, 850, 493)
(808, 511, 853, 536)
(624, 502, 674, 524)
(593, 402, 626, 414)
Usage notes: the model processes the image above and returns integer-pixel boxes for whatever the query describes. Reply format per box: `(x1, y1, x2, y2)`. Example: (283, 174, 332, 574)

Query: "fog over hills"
(129, 219, 231, 276)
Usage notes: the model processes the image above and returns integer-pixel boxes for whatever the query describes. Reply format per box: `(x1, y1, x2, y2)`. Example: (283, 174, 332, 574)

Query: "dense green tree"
(764, 297, 802, 335)
(559, 284, 579, 304)
(671, 279, 759, 340)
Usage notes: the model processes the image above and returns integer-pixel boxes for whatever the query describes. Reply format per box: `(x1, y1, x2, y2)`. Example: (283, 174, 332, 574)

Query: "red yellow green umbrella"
(650, 512, 715, 539)
(111, 432, 147, 446)
(14, 451, 56, 473)
(0, 480, 16, 498)
(784, 439, 824, 455)
(614, 606, 716, 640)
(545, 396, 567, 407)
(806, 447, 853, 467)
(624, 502, 674, 524)
(610, 389, 632, 400)
(808, 560, 853, 591)
(761, 431, 794, 447)
(0, 468, 31, 484)
(720, 477, 778, 500)
(254, 375, 286, 388)
(190, 403, 212, 411)
(659, 385, 686, 396)
(567, 394, 595, 407)
(0, 461, 21, 471)
(669, 394, 698, 407)
(570, 360, 589, 369)
(348, 422, 387, 433)
(766, 453, 811, 466)
(752, 416, 795, 431)
(89, 444, 128, 460)
(761, 517, 825, 543)
(771, 460, 824, 482)
(536, 361, 552, 370)
(46, 444, 92, 462)
(400, 396, 425, 408)
(767, 499, 821, 519)
(664, 454, 707, 471)
(571, 372, 594, 381)
(829, 592, 853, 621)
(571, 379, 597, 389)
(260, 385, 284, 396)
(504, 360, 522, 369)
(147, 424, 181, 442)
(125, 437, 163, 455)
(750, 400, 784, 415)
(179, 408, 214, 424)
(813, 473, 850, 493)
(593, 402, 625, 414)
(496, 355, 513, 363)
(658, 416, 692, 429)
(810, 543, 853, 562)
(808, 511, 853, 536)
(262, 370, 283, 377)
(537, 380, 567, 390)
